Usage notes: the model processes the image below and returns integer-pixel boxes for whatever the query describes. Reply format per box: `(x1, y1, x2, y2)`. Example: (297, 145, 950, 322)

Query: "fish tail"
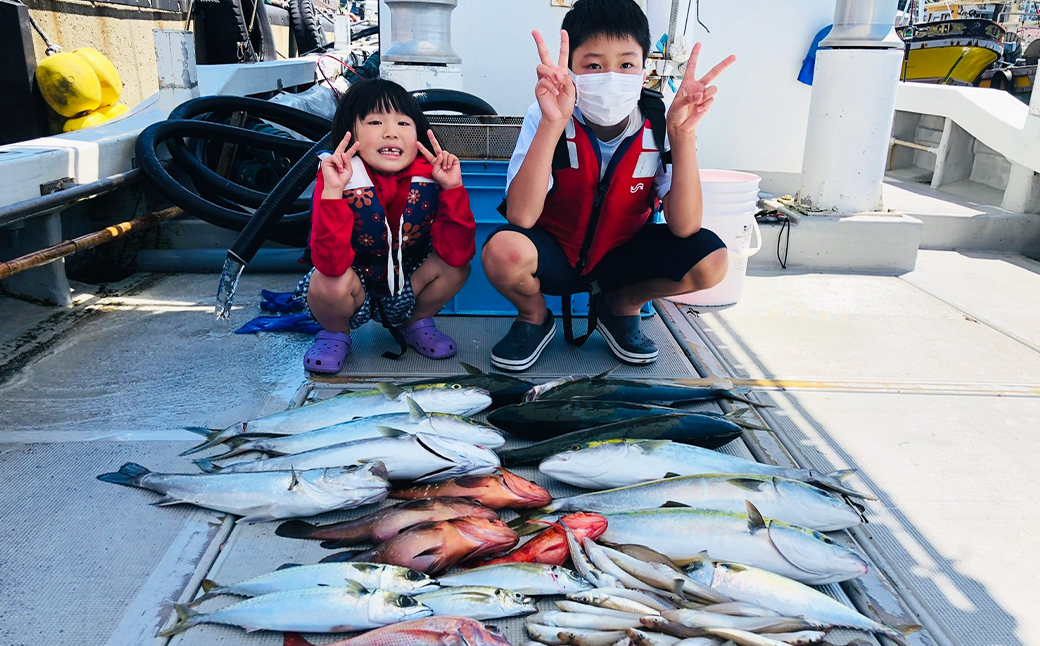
(179, 428, 231, 456)
(720, 392, 773, 408)
(96, 462, 150, 488)
(508, 509, 551, 534)
(157, 603, 202, 637)
(275, 520, 320, 539)
(193, 458, 222, 473)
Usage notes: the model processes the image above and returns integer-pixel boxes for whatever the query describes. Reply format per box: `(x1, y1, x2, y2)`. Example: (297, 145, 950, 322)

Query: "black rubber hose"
(229, 132, 332, 263)
(164, 121, 313, 211)
(136, 120, 313, 242)
(169, 96, 331, 139)
(410, 89, 497, 115)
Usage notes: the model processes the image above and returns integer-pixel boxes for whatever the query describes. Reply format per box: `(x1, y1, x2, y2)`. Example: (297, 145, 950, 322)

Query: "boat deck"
(2, 249, 1039, 646)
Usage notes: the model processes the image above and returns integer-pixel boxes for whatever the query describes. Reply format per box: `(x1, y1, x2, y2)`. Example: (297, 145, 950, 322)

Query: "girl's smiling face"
(354, 110, 419, 173)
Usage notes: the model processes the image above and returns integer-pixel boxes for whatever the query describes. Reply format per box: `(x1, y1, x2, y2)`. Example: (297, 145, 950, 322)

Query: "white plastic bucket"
(666, 169, 762, 311)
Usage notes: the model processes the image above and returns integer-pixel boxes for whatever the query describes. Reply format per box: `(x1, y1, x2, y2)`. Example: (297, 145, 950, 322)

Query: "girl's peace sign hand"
(320, 132, 361, 193)
(667, 43, 737, 137)
(532, 29, 575, 125)
(417, 129, 462, 190)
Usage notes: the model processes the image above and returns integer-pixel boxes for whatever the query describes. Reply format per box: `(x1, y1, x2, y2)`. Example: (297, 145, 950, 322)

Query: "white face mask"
(570, 71, 644, 127)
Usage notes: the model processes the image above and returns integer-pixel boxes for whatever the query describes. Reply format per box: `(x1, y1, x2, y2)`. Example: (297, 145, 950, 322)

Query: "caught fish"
(415, 585, 537, 619)
(592, 542, 729, 604)
(526, 623, 627, 646)
(538, 439, 873, 499)
(391, 469, 552, 509)
(530, 610, 644, 631)
(627, 628, 688, 646)
(658, 609, 822, 634)
(481, 513, 608, 566)
(529, 474, 863, 532)
(489, 401, 763, 440)
(181, 383, 492, 455)
(498, 415, 741, 467)
(216, 399, 505, 460)
(284, 616, 514, 646)
(597, 504, 870, 585)
(524, 372, 758, 406)
(683, 557, 919, 646)
(406, 362, 535, 408)
(276, 497, 499, 548)
(439, 563, 594, 595)
(192, 562, 438, 603)
(196, 431, 499, 483)
(568, 588, 675, 614)
(158, 581, 431, 636)
(322, 517, 518, 575)
(97, 461, 389, 522)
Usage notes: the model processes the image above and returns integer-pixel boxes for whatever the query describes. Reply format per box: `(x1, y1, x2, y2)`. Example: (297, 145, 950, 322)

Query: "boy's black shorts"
(485, 222, 726, 295)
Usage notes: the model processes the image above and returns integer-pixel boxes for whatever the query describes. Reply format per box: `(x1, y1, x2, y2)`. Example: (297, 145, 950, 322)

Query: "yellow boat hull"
(902, 44, 1000, 84)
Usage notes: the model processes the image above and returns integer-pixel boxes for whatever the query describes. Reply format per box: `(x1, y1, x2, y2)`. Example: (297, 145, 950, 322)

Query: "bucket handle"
(731, 217, 762, 258)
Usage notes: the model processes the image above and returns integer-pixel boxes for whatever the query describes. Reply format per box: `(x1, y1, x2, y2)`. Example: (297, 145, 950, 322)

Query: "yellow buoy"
(36, 52, 103, 117)
(72, 47, 123, 107)
(96, 103, 130, 120)
(63, 109, 110, 132)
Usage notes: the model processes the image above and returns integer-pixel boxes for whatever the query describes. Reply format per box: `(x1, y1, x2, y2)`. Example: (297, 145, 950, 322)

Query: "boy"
(482, 0, 736, 371)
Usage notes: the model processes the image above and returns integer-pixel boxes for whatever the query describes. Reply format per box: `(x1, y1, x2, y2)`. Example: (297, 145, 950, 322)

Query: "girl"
(299, 78, 475, 373)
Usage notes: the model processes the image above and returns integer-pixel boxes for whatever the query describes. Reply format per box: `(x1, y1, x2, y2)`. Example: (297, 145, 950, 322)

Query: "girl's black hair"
(562, 0, 651, 66)
(330, 78, 433, 152)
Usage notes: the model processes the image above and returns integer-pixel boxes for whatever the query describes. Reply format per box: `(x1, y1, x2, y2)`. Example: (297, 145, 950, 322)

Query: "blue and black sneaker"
(596, 309, 659, 364)
(490, 309, 556, 372)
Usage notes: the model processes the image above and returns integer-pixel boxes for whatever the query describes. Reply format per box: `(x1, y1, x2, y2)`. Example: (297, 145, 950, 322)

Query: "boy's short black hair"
(330, 78, 433, 153)
(562, 0, 651, 65)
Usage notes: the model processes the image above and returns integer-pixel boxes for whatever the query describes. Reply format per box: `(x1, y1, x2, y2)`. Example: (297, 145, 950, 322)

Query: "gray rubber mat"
(314, 313, 697, 381)
(0, 440, 225, 646)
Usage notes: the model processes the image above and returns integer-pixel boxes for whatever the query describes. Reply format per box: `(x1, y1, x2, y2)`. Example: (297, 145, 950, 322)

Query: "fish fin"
(406, 396, 430, 422)
(812, 470, 878, 501)
(183, 426, 217, 437)
(319, 550, 364, 563)
(288, 468, 300, 491)
(156, 603, 200, 637)
(764, 524, 831, 578)
(453, 474, 492, 488)
(179, 429, 231, 456)
(630, 440, 672, 451)
(200, 578, 218, 593)
(415, 465, 455, 483)
(508, 509, 549, 532)
(460, 361, 484, 376)
(377, 382, 405, 399)
(376, 426, 410, 438)
(592, 366, 622, 379)
(276, 562, 303, 570)
(283, 633, 318, 646)
(193, 458, 221, 473)
(660, 500, 691, 508)
(319, 539, 357, 549)
(275, 520, 318, 539)
(727, 477, 768, 492)
(828, 469, 857, 481)
(745, 501, 767, 533)
(151, 496, 184, 507)
(664, 472, 682, 479)
(96, 462, 151, 487)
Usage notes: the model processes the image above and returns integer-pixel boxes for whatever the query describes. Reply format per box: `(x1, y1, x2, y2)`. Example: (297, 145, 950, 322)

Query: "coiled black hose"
(136, 95, 332, 244)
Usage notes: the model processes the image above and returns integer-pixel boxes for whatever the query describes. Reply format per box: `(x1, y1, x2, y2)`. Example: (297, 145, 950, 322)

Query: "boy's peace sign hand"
(320, 132, 361, 193)
(532, 30, 575, 125)
(417, 129, 462, 190)
(667, 43, 736, 137)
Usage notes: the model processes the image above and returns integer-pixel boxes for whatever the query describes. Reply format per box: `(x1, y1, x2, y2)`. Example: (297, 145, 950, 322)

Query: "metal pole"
(0, 168, 149, 228)
(0, 207, 182, 281)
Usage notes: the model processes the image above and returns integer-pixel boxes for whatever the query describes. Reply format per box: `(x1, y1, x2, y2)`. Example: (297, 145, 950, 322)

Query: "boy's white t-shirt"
(505, 101, 672, 198)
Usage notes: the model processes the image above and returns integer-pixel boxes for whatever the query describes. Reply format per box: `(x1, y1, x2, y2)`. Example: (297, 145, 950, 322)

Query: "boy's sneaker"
(491, 309, 556, 372)
(596, 310, 658, 364)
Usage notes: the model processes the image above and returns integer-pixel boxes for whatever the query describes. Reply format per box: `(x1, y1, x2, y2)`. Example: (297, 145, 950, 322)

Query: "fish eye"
(406, 570, 424, 580)
(397, 596, 417, 607)
(569, 444, 581, 451)
(451, 383, 462, 389)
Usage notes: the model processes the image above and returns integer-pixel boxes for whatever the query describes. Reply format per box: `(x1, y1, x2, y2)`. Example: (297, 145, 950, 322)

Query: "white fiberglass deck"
(2, 250, 1037, 646)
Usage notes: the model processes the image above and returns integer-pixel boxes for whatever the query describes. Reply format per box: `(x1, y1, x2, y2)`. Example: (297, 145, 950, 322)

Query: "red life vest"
(537, 116, 661, 275)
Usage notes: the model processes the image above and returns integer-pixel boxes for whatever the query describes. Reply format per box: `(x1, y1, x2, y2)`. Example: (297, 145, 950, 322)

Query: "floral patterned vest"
(340, 157, 440, 296)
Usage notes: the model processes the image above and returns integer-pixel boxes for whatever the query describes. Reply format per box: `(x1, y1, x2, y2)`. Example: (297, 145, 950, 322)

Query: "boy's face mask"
(570, 71, 644, 127)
